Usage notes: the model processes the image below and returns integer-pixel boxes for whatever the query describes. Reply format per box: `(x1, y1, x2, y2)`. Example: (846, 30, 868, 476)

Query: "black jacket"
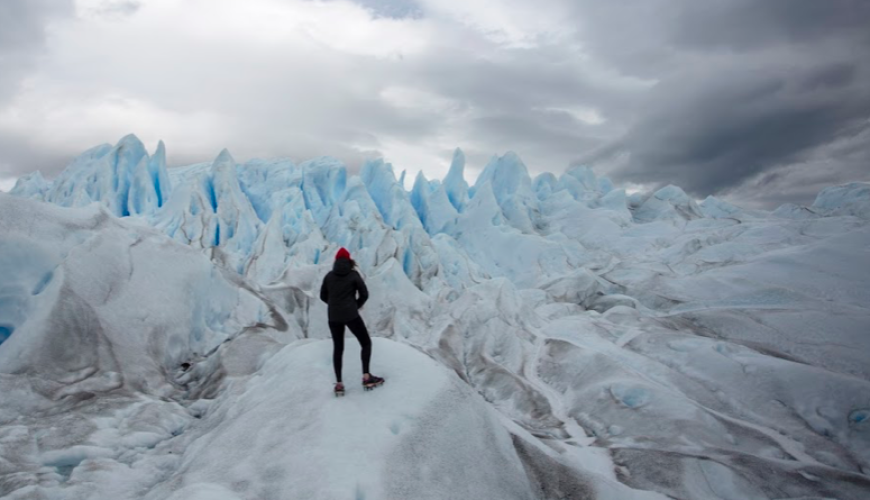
(320, 259, 369, 323)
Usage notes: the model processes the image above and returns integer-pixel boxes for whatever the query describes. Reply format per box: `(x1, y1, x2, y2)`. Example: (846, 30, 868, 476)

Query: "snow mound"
(146, 339, 538, 500)
(632, 185, 703, 223)
(9, 171, 51, 200)
(771, 202, 820, 219)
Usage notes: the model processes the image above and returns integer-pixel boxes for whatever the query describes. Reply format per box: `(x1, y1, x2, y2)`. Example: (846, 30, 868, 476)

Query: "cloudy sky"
(1, 0, 868, 208)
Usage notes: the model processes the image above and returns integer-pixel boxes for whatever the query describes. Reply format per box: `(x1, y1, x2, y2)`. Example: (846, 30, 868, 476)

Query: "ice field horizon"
(1, 134, 869, 499)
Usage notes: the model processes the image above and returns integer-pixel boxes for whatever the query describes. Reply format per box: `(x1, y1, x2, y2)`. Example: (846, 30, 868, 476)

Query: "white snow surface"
(2, 135, 870, 499)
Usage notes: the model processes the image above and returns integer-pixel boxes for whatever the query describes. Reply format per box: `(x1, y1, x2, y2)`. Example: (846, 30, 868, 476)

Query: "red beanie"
(335, 247, 351, 261)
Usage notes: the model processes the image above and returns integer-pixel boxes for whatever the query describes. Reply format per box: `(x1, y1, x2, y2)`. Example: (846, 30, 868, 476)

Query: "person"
(320, 247, 384, 396)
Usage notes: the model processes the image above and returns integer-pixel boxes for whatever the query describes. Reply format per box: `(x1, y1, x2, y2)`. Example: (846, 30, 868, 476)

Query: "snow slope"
(3, 135, 870, 499)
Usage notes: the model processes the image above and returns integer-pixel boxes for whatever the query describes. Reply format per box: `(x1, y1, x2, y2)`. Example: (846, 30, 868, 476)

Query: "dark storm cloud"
(597, 60, 870, 195)
(671, 0, 870, 51)
(722, 121, 870, 209)
(573, 0, 870, 205)
(569, 0, 870, 75)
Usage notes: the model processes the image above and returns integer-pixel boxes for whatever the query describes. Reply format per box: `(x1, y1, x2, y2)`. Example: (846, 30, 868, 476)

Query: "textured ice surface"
(3, 136, 870, 499)
(812, 182, 870, 219)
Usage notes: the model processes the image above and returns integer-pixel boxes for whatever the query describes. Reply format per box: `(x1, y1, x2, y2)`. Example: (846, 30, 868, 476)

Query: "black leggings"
(328, 316, 372, 383)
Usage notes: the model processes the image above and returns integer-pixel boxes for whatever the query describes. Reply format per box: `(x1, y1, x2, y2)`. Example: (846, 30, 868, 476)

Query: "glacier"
(2, 134, 870, 499)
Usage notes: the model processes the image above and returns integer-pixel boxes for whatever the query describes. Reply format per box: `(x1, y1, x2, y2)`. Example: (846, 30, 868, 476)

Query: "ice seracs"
(558, 165, 610, 202)
(443, 147, 469, 212)
(410, 171, 459, 235)
(43, 135, 171, 217)
(811, 181, 870, 219)
(631, 184, 704, 223)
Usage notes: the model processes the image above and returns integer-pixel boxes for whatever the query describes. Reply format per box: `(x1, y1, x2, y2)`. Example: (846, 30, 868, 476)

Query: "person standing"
(320, 247, 385, 396)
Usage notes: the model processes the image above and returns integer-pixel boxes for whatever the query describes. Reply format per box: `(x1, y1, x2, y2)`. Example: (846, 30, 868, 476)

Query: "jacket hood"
(333, 258, 353, 276)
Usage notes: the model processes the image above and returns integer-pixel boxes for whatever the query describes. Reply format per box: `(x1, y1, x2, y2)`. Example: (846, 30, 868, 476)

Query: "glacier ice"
(2, 135, 870, 500)
(811, 181, 870, 219)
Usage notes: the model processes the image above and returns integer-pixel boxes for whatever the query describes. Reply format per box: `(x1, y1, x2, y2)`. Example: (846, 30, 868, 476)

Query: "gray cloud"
(470, 111, 606, 173)
(0, 0, 76, 180)
(91, 1, 142, 18)
(0, 0, 73, 103)
(349, 0, 422, 19)
(0, 0, 868, 209)
(0, 0, 72, 50)
(0, 132, 76, 179)
(395, 43, 642, 176)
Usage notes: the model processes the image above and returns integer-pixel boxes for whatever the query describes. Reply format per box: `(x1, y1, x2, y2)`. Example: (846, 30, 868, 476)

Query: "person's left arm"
(355, 272, 369, 309)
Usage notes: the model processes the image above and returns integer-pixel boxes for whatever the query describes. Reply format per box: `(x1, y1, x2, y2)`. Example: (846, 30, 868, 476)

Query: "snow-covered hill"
(2, 135, 869, 499)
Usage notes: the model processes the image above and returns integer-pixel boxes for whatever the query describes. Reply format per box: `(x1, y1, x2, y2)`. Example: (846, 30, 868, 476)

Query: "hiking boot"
(362, 374, 385, 391)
